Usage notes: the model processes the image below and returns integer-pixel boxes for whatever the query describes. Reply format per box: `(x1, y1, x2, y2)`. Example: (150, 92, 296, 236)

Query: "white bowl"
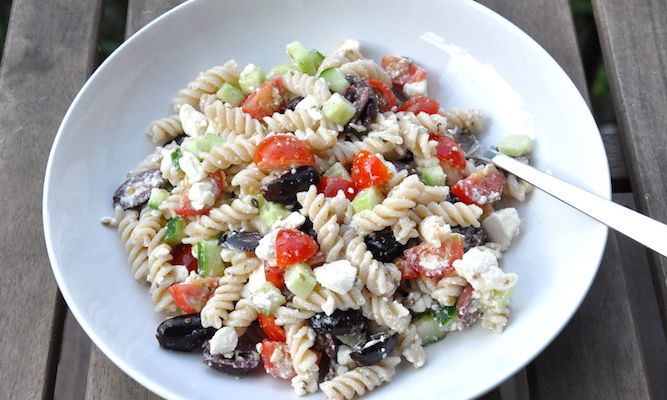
(43, 0, 609, 399)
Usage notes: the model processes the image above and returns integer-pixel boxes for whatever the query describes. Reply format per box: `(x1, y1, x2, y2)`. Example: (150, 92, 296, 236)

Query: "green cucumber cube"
(322, 93, 356, 125)
(197, 240, 225, 277)
(286, 41, 324, 75)
(239, 65, 266, 94)
(216, 83, 245, 107)
(181, 133, 226, 158)
(170, 148, 182, 171)
(148, 188, 170, 210)
(284, 263, 317, 299)
(251, 282, 286, 315)
(419, 165, 446, 186)
(267, 62, 299, 78)
(260, 200, 291, 229)
(497, 134, 532, 157)
(323, 162, 352, 181)
(164, 217, 187, 246)
(319, 68, 350, 93)
(351, 186, 384, 213)
(413, 310, 449, 345)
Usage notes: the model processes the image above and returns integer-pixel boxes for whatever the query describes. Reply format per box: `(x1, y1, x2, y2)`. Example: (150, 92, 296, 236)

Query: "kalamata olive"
(310, 310, 365, 336)
(202, 342, 261, 375)
(389, 161, 416, 176)
(349, 331, 398, 366)
(299, 217, 317, 239)
(238, 321, 264, 346)
(156, 313, 216, 352)
(451, 226, 487, 251)
(168, 134, 188, 145)
(314, 333, 338, 359)
(456, 285, 479, 327)
(364, 227, 409, 262)
(286, 96, 304, 111)
(221, 231, 262, 251)
(399, 150, 414, 163)
(113, 169, 164, 209)
(261, 166, 320, 204)
(343, 75, 379, 127)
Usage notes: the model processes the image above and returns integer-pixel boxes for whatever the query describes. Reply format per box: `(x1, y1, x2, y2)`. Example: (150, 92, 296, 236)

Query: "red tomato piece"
(402, 235, 465, 279)
(168, 278, 219, 314)
(171, 244, 198, 272)
(317, 176, 356, 200)
(456, 285, 479, 327)
(351, 150, 392, 191)
(241, 76, 285, 120)
(258, 314, 287, 342)
(275, 229, 319, 267)
(380, 55, 427, 88)
(253, 135, 316, 171)
(451, 164, 506, 206)
(430, 134, 467, 170)
(368, 79, 398, 112)
(396, 257, 418, 280)
(173, 171, 226, 217)
(264, 262, 286, 290)
(396, 95, 440, 114)
(260, 340, 296, 380)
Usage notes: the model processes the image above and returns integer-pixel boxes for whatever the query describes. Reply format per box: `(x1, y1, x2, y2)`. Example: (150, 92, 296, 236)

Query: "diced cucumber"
(322, 93, 356, 125)
(319, 68, 350, 93)
(336, 333, 365, 348)
(286, 41, 324, 75)
(414, 310, 449, 345)
(497, 134, 532, 157)
(239, 64, 266, 94)
(432, 305, 457, 325)
(216, 83, 245, 107)
(164, 217, 187, 246)
(323, 162, 352, 181)
(485, 287, 515, 311)
(284, 263, 317, 299)
(419, 166, 446, 186)
(266, 62, 299, 78)
(251, 282, 286, 315)
(148, 188, 169, 210)
(260, 199, 291, 229)
(197, 240, 225, 277)
(351, 186, 384, 213)
(181, 133, 226, 158)
(171, 148, 182, 171)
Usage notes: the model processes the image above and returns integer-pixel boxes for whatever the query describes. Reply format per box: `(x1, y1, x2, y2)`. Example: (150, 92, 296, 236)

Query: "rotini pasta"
(339, 59, 392, 87)
(320, 357, 400, 400)
(280, 71, 332, 103)
(147, 115, 183, 145)
(203, 101, 265, 136)
(172, 60, 240, 112)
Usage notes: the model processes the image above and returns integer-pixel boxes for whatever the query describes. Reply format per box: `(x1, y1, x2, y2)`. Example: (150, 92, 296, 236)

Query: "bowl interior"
(44, 0, 609, 399)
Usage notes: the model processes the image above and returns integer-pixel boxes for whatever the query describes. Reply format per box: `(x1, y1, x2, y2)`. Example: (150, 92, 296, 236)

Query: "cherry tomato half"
(253, 135, 316, 171)
(174, 171, 225, 217)
(260, 340, 296, 380)
(171, 244, 198, 272)
(317, 176, 356, 200)
(168, 278, 219, 314)
(241, 76, 285, 120)
(397, 95, 440, 115)
(451, 164, 506, 206)
(264, 262, 286, 290)
(381, 55, 427, 88)
(368, 79, 398, 112)
(402, 235, 465, 279)
(275, 229, 319, 267)
(351, 150, 392, 191)
(258, 314, 287, 342)
(430, 134, 467, 170)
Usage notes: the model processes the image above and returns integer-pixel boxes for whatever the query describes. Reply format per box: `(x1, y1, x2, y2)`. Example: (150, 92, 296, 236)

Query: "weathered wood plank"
(84, 1, 184, 399)
(602, 133, 629, 191)
(54, 311, 92, 400)
(592, 0, 667, 335)
(0, 0, 103, 399)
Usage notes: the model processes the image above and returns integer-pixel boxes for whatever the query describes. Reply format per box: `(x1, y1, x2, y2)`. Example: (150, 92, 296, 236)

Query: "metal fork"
(456, 134, 667, 258)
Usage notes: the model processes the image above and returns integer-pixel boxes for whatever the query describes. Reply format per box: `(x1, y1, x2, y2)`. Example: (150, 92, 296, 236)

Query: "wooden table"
(1, 0, 666, 398)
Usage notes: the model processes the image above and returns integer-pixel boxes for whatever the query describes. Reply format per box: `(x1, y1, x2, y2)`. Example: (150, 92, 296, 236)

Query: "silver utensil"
(457, 134, 667, 258)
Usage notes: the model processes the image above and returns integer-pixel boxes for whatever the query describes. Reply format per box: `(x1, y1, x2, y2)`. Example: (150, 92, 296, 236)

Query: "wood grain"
(0, 0, 103, 399)
(54, 311, 92, 400)
(83, 1, 184, 399)
(592, 0, 667, 336)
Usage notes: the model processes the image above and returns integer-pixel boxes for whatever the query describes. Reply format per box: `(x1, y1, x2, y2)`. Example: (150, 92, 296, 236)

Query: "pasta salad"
(103, 39, 533, 399)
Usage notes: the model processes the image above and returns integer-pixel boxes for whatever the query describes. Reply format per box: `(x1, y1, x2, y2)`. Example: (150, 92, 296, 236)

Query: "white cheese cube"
(179, 151, 207, 183)
(271, 212, 306, 230)
(209, 327, 238, 356)
(403, 79, 428, 98)
(188, 178, 216, 210)
(482, 208, 521, 250)
(314, 260, 357, 294)
(453, 248, 517, 294)
(178, 104, 208, 137)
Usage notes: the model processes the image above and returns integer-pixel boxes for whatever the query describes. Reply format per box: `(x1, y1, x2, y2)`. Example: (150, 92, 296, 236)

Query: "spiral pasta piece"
(224, 299, 258, 333)
(198, 93, 218, 112)
(172, 60, 240, 112)
(431, 275, 467, 306)
(294, 126, 339, 151)
(131, 208, 164, 247)
(396, 324, 426, 368)
(396, 111, 448, 134)
(392, 216, 418, 245)
(414, 201, 483, 228)
(317, 40, 365, 73)
(184, 197, 259, 243)
(396, 118, 436, 158)
(116, 208, 151, 282)
(319, 356, 400, 400)
(361, 291, 411, 333)
(147, 115, 183, 145)
(481, 307, 510, 333)
(319, 134, 405, 166)
(286, 322, 319, 395)
(201, 135, 261, 173)
(280, 71, 332, 103)
(274, 306, 316, 326)
(203, 101, 265, 136)
(344, 234, 400, 296)
(440, 108, 484, 133)
(230, 163, 266, 196)
(201, 249, 261, 329)
(290, 284, 365, 316)
(263, 109, 322, 133)
(338, 59, 392, 87)
(297, 186, 345, 261)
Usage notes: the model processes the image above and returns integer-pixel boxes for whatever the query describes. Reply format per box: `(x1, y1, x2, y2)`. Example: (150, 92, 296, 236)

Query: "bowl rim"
(43, 0, 610, 399)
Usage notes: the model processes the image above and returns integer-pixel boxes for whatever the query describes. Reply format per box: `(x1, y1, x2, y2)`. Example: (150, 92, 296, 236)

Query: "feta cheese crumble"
(255, 229, 278, 265)
(271, 212, 306, 230)
(178, 104, 208, 137)
(179, 151, 207, 183)
(482, 208, 521, 250)
(453, 248, 517, 294)
(403, 79, 428, 98)
(314, 260, 357, 294)
(188, 178, 216, 210)
(419, 215, 452, 247)
(209, 327, 238, 357)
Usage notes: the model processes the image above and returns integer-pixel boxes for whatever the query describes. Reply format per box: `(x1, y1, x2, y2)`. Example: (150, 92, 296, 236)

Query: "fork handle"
(482, 148, 667, 258)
